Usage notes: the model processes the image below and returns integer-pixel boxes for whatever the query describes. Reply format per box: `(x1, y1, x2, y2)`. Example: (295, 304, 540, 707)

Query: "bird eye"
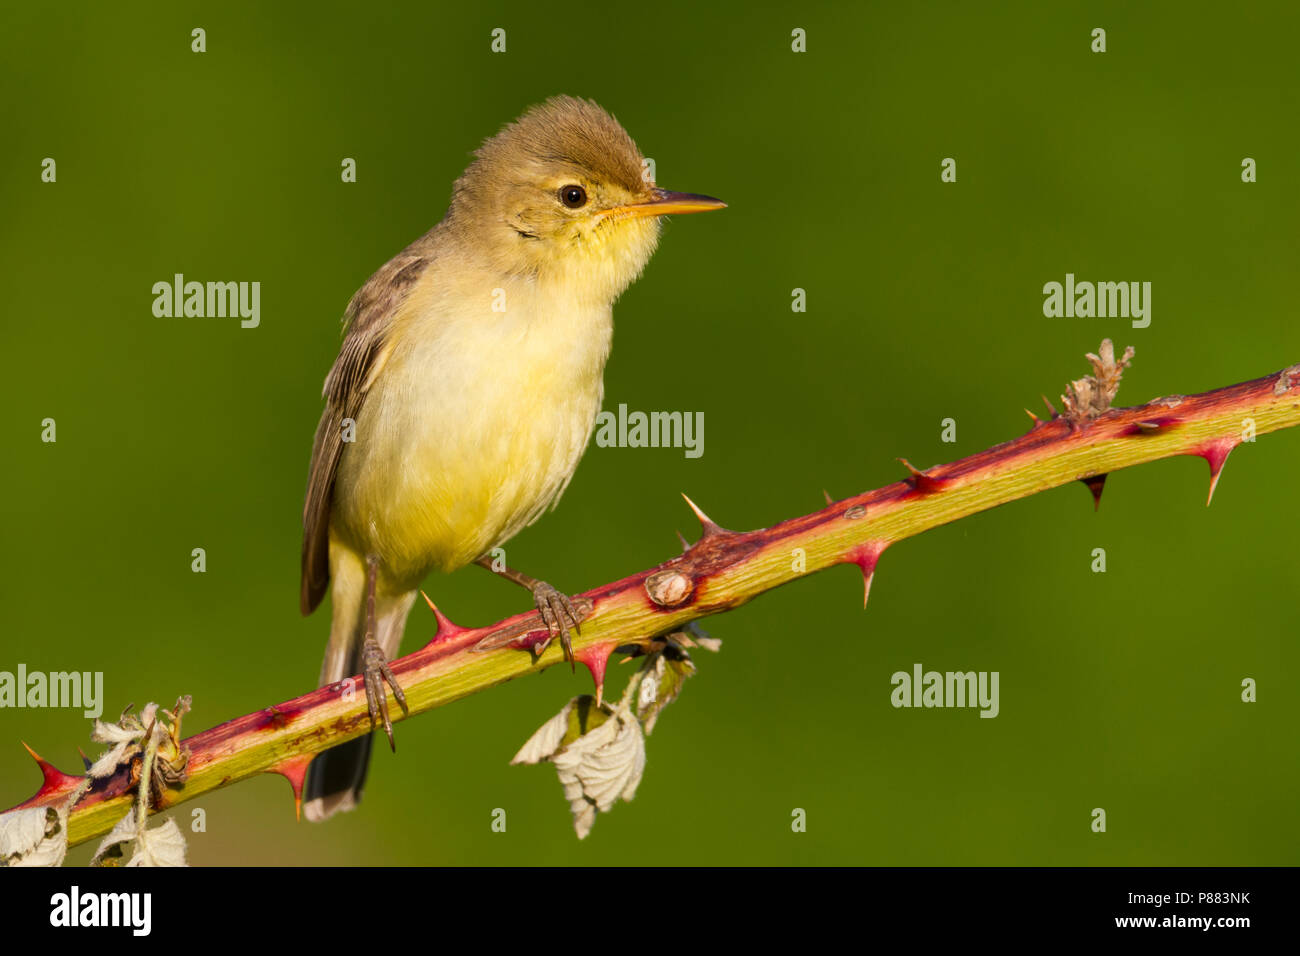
(559, 184, 587, 208)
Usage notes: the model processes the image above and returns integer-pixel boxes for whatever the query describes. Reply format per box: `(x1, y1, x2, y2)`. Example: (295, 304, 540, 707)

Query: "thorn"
(823, 489, 835, 506)
(1122, 416, 1180, 437)
(21, 742, 82, 798)
(1024, 408, 1040, 426)
(471, 595, 593, 656)
(1080, 474, 1107, 511)
(898, 458, 950, 495)
(573, 642, 617, 708)
(1193, 436, 1239, 506)
(420, 590, 464, 641)
(1041, 395, 1058, 418)
(681, 493, 727, 538)
(846, 543, 886, 609)
(267, 754, 314, 821)
(472, 624, 547, 654)
(674, 530, 691, 552)
(77, 746, 92, 772)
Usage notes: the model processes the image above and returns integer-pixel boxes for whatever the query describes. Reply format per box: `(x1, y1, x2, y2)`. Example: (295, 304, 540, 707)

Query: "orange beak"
(604, 188, 727, 220)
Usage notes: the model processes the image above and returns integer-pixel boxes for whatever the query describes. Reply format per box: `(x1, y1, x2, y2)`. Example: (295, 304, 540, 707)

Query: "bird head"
(448, 96, 724, 304)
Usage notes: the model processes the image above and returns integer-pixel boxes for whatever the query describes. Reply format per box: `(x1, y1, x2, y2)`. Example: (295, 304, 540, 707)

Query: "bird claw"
(361, 636, 408, 751)
(531, 581, 581, 669)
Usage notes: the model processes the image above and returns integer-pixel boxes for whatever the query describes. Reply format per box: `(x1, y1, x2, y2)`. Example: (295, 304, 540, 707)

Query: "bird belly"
(331, 302, 610, 589)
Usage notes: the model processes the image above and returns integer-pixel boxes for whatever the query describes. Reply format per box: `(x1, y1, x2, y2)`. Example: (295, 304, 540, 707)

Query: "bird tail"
(303, 550, 415, 823)
(302, 630, 372, 821)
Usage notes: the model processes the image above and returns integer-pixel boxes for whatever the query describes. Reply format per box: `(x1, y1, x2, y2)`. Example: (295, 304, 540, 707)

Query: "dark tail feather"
(303, 733, 373, 822)
(303, 579, 414, 823)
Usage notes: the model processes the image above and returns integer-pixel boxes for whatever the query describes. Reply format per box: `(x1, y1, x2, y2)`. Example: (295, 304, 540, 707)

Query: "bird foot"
(531, 581, 582, 668)
(361, 636, 408, 750)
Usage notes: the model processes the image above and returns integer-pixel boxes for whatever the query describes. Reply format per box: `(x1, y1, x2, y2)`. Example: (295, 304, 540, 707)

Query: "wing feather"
(299, 242, 434, 614)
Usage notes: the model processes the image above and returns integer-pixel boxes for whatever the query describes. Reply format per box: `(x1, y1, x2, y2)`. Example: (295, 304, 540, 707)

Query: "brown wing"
(300, 243, 435, 614)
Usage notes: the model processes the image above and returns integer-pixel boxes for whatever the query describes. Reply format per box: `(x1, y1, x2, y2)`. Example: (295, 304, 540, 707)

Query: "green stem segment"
(12, 361, 1300, 850)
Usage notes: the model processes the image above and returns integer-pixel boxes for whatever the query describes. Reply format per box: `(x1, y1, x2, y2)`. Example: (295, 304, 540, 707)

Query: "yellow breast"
(331, 270, 613, 588)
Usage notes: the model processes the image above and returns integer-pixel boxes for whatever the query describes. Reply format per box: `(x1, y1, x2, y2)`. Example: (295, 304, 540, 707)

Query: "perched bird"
(300, 96, 724, 821)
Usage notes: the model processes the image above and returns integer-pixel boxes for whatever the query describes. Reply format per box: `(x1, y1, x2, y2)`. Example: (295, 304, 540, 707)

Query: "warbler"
(300, 95, 724, 821)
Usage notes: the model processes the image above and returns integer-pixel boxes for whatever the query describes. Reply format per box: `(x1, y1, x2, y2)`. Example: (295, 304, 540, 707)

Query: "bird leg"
(474, 555, 581, 668)
(361, 556, 408, 750)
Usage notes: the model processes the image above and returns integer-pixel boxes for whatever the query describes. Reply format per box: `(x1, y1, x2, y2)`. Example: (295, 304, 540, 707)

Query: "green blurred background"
(2, 1, 1296, 865)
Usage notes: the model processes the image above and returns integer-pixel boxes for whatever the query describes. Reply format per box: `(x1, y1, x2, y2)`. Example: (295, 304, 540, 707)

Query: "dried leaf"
(91, 809, 139, 866)
(513, 696, 645, 839)
(90, 717, 143, 745)
(0, 806, 68, 867)
(128, 818, 188, 867)
(636, 653, 695, 734)
(92, 811, 188, 867)
(86, 698, 190, 793)
(87, 741, 138, 779)
(511, 696, 610, 765)
(1061, 339, 1135, 424)
(87, 703, 159, 779)
(552, 707, 645, 839)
